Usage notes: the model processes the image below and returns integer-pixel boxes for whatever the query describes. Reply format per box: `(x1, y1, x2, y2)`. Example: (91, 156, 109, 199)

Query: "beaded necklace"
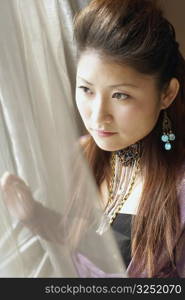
(96, 141, 141, 235)
(105, 151, 140, 224)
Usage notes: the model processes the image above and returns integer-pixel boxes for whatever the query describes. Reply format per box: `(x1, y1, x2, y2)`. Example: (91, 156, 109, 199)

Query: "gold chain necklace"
(105, 151, 140, 224)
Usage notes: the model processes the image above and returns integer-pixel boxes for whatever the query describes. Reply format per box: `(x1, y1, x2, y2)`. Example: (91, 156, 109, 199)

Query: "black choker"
(115, 142, 141, 166)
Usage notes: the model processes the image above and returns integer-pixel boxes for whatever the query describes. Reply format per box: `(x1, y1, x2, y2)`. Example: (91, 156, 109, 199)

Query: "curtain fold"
(0, 0, 126, 277)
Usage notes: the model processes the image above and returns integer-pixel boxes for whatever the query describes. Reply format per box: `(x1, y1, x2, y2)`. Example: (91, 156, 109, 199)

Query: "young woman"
(1, 0, 185, 278)
(73, 0, 185, 277)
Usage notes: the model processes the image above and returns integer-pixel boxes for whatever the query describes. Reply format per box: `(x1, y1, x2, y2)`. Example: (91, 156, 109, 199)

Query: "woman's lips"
(94, 129, 117, 137)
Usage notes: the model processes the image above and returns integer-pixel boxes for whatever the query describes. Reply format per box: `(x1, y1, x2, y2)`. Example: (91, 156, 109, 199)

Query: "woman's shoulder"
(177, 163, 185, 227)
(177, 162, 185, 193)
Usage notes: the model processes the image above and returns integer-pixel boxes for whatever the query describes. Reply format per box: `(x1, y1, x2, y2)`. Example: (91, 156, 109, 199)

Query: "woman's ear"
(160, 78, 180, 110)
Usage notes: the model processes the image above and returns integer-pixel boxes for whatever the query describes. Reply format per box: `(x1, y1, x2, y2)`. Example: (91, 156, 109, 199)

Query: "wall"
(163, 0, 185, 57)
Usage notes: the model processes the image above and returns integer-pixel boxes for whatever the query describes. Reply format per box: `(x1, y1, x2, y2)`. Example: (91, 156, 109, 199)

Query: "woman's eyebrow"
(77, 76, 138, 88)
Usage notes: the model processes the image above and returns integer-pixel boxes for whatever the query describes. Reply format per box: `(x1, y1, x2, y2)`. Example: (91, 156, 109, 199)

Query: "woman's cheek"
(77, 99, 91, 120)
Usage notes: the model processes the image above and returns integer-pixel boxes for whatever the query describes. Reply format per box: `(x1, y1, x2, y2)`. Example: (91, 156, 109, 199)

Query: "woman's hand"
(0, 172, 36, 222)
(0, 172, 65, 244)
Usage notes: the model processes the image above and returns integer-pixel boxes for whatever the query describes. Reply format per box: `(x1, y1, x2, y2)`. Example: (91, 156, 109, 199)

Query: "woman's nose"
(91, 95, 113, 124)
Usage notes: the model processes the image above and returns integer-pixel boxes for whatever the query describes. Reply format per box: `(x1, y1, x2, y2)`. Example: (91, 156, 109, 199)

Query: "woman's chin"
(94, 142, 129, 152)
(94, 139, 137, 152)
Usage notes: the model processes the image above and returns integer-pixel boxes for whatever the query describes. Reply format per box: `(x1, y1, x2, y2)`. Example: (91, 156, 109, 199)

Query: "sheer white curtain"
(0, 0, 126, 277)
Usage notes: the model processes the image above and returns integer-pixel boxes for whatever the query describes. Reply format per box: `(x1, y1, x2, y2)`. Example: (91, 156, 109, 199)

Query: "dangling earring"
(161, 110, 175, 150)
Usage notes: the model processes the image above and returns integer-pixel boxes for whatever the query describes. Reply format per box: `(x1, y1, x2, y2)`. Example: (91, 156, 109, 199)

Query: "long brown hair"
(73, 0, 185, 277)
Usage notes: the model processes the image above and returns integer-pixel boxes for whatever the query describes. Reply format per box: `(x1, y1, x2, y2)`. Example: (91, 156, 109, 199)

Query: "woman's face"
(75, 51, 164, 151)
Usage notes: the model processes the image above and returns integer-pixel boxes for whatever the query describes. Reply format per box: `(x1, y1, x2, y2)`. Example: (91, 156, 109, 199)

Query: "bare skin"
(76, 50, 179, 152)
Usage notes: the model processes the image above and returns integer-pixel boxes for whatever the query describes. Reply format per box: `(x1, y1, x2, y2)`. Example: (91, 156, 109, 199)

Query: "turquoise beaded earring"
(161, 110, 175, 150)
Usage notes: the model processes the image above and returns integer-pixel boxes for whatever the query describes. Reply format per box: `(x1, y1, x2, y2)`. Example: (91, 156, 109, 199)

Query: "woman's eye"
(113, 92, 129, 100)
(78, 86, 92, 94)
